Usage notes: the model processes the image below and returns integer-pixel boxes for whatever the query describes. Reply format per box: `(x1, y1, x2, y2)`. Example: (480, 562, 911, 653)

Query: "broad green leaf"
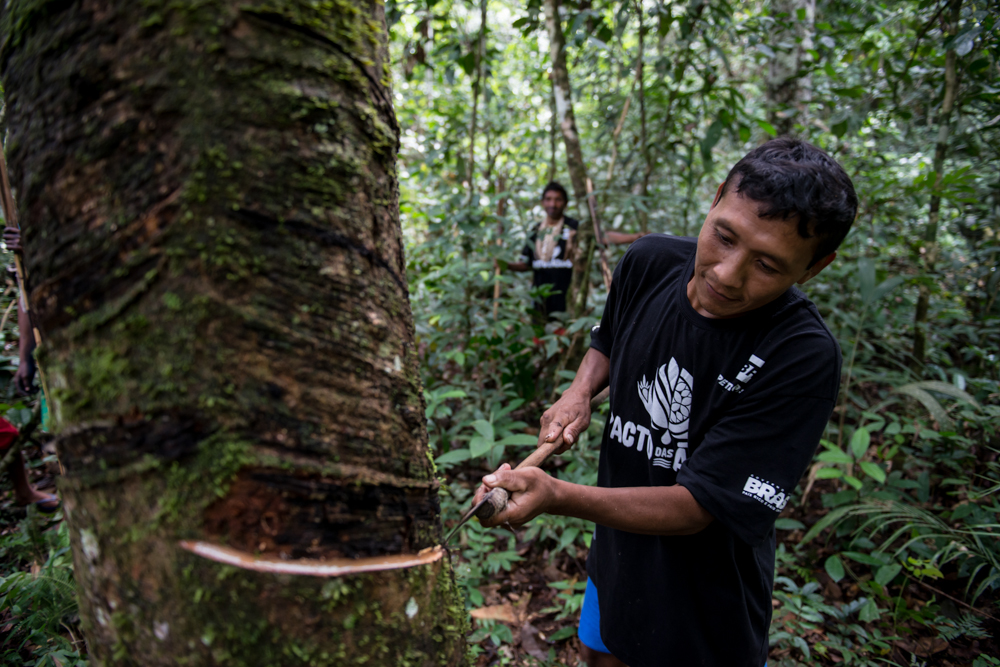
(832, 86, 865, 98)
(842, 551, 890, 566)
(548, 626, 576, 641)
(858, 599, 881, 622)
(817, 449, 853, 465)
(495, 434, 538, 447)
(843, 475, 863, 490)
(802, 506, 853, 543)
(469, 435, 493, 459)
(472, 419, 495, 441)
(825, 554, 845, 582)
(858, 461, 886, 484)
(774, 518, 805, 531)
(756, 119, 777, 137)
(850, 427, 870, 460)
(815, 467, 843, 479)
(901, 381, 979, 409)
(893, 385, 951, 429)
(435, 448, 471, 465)
(558, 527, 580, 551)
(875, 563, 902, 586)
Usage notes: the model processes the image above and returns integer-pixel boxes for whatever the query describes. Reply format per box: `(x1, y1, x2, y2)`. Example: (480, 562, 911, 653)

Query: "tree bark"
(911, 0, 962, 370)
(765, 0, 815, 135)
(0, 1, 467, 664)
(544, 0, 594, 317)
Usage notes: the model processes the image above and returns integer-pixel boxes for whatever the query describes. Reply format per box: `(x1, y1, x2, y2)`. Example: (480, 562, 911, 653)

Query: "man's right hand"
(538, 388, 592, 455)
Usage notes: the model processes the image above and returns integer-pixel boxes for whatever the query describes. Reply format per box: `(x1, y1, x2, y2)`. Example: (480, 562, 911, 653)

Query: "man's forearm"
(17, 303, 35, 361)
(507, 261, 531, 271)
(565, 347, 610, 400)
(550, 479, 713, 536)
(605, 230, 646, 245)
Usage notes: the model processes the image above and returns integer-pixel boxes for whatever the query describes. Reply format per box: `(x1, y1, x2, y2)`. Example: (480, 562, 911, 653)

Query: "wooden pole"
(0, 145, 50, 401)
(586, 178, 613, 291)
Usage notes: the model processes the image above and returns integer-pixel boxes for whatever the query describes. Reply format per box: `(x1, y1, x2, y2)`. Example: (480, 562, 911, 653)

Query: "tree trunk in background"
(544, 0, 595, 317)
(0, 1, 466, 664)
(466, 0, 487, 201)
(766, 0, 815, 135)
(636, 1, 651, 232)
(912, 0, 962, 370)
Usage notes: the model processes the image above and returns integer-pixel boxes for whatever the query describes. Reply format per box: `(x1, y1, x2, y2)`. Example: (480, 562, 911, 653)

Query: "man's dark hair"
(719, 137, 858, 266)
(541, 181, 569, 202)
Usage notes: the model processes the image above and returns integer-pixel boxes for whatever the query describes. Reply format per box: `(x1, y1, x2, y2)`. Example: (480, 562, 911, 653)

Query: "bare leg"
(580, 643, 629, 667)
(11, 450, 57, 509)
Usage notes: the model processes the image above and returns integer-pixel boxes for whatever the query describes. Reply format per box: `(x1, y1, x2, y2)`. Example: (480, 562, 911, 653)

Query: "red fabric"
(0, 417, 18, 450)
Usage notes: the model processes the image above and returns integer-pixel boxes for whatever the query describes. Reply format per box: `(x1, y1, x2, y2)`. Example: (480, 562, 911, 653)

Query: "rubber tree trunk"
(544, 0, 594, 317)
(765, 0, 815, 135)
(911, 0, 962, 370)
(0, 1, 467, 664)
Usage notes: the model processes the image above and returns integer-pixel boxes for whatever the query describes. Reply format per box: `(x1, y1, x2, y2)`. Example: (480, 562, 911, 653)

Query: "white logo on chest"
(636, 358, 693, 471)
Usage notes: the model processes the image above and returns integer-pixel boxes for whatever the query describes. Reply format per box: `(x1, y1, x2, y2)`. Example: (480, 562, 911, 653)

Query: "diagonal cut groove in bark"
(180, 540, 444, 577)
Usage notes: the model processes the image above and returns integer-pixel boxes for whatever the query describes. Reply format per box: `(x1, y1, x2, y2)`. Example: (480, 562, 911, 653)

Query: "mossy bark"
(0, 1, 467, 663)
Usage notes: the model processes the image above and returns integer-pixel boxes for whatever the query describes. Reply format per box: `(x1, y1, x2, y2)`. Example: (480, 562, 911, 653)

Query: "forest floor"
(1, 445, 997, 666)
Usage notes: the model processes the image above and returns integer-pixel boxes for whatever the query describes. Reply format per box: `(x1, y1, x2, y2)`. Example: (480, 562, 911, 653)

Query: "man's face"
(687, 187, 835, 319)
(542, 190, 567, 220)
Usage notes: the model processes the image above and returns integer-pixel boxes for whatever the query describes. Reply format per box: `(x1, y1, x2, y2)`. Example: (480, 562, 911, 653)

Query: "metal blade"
(444, 493, 493, 544)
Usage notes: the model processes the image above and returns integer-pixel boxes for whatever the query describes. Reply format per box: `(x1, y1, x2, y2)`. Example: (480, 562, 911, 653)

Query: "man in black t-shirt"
(509, 182, 645, 319)
(475, 138, 858, 667)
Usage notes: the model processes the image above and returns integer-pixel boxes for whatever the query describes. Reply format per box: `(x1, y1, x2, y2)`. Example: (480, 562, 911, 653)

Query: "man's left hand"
(472, 463, 556, 528)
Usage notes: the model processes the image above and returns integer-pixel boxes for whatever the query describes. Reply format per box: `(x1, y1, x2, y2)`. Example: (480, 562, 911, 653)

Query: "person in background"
(2, 226, 58, 513)
(507, 182, 646, 320)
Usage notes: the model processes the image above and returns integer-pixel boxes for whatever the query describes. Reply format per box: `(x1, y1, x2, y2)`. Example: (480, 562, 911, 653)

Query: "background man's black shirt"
(520, 216, 579, 316)
(588, 235, 841, 667)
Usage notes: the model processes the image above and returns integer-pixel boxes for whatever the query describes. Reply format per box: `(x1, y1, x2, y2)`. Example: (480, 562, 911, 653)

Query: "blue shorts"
(578, 577, 611, 653)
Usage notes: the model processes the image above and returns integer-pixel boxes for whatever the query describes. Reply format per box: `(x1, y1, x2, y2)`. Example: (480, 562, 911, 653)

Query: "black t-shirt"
(587, 235, 841, 667)
(520, 217, 579, 316)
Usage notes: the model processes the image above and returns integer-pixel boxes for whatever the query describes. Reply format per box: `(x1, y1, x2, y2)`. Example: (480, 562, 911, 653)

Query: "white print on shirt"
(532, 245, 574, 269)
(742, 474, 788, 512)
(609, 411, 673, 466)
(717, 353, 766, 394)
(632, 357, 693, 471)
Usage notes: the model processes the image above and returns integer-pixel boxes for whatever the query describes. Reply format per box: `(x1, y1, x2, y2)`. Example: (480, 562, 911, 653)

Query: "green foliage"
(390, 0, 1000, 660)
(0, 521, 87, 666)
